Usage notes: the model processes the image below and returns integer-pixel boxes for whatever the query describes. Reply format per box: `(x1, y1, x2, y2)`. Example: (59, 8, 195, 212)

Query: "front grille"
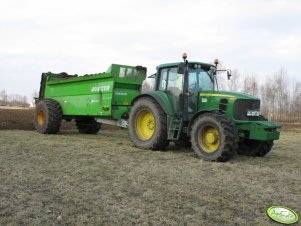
(233, 99, 261, 121)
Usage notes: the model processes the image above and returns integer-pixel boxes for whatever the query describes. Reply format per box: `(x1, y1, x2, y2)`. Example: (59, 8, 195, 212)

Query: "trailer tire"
(75, 117, 101, 134)
(129, 97, 168, 150)
(237, 140, 274, 156)
(190, 112, 238, 162)
(34, 99, 62, 134)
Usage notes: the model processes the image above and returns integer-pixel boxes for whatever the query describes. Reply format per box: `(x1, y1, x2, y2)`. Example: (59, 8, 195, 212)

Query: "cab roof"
(157, 61, 215, 69)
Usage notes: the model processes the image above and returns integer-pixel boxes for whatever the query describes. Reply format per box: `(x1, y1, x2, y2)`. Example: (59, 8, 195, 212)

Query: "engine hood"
(199, 90, 259, 100)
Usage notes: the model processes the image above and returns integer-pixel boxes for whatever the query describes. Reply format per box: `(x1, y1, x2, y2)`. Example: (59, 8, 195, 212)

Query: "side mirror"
(227, 70, 231, 80)
(177, 63, 184, 74)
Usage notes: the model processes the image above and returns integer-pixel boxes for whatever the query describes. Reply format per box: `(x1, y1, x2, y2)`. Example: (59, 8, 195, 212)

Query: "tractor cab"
(153, 54, 217, 120)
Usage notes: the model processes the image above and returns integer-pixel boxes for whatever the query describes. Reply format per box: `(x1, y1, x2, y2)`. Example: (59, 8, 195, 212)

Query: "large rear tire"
(34, 99, 62, 134)
(129, 97, 168, 150)
(75, 117, 101, 134)
(237, 140, 274, 156)
(190, 113, 238, 162)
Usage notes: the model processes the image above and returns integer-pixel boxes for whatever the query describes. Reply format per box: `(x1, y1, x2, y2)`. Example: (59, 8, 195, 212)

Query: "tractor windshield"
(188, 67, 214, 92)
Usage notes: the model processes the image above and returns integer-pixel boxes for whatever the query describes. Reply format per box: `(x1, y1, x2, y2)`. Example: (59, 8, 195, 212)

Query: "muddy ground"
(0, 107, 115, 131)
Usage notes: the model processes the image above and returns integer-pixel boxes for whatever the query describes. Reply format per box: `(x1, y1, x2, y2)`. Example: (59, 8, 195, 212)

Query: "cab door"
(157, 67, 184, 114)
(187, 67, 215, 117)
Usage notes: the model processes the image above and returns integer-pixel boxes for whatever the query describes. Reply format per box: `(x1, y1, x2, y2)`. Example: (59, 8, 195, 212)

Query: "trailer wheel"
(75, 117, 101, 134)
(34, 99, 62, 134)
(129, 97, 168, 150)
(237, 140, 274, 156)
(190, 113, 238, 162)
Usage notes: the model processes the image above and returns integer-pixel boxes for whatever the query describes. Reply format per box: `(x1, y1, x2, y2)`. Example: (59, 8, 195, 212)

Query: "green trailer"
(34, 55, 280, 162)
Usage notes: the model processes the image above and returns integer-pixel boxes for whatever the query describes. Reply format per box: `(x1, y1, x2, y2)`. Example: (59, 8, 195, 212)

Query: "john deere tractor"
(34, 54, 280, 161)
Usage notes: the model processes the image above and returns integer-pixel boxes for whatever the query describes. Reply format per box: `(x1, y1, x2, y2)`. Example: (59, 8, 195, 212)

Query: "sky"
(0, 0, 300, 101)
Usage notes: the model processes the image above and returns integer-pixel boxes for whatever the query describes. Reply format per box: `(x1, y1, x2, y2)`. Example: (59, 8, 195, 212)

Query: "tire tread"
(129, 97, 168, 150)
(34, 99, 62, 134)
(191, 112, 238, 162)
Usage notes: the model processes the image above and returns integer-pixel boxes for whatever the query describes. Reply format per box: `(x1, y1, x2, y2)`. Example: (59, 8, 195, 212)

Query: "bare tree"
(0, 89, 8, 105)
(31, 90, 39, 106)
(291, 82, 301, 121)
(228, 69, 241, 92)
(242, 75, 259, 96)
(260, 68, 291, 121)
(273, 68, 289, 121)
(22, 95, 28, 107)
(1, 92, 30, 107)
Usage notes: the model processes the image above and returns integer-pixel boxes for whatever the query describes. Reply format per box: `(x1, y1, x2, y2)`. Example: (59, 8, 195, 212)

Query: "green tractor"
(34, 54, 280, 161)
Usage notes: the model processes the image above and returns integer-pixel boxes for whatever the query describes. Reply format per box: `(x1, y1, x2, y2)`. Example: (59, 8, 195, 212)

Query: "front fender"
(187, 109, 217, 135)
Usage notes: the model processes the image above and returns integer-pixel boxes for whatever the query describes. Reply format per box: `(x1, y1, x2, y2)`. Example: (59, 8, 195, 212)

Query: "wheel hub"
(147, 119, 155, 130)
(37, 110, 45, 125)
(205, 132, 217, 144)
(135, 109, 156, 140)
(199, 126, 220, 153)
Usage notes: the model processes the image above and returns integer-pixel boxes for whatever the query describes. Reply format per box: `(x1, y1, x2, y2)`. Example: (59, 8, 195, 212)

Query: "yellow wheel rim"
(198, 126, 220, 153)
(135, 109, 155, 140)
(37, 110, 45, 125)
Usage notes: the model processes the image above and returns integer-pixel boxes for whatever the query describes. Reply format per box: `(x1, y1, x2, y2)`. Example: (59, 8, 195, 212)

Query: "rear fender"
(131, 91, 174, 116)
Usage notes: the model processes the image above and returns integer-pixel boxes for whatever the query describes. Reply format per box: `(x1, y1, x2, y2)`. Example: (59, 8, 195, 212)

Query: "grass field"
(0, 128, 300, 225)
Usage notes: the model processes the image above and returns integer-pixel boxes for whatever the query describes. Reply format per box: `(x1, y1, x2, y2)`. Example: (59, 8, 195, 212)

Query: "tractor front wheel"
(129, 97, 168, 150)
(237, 139, 274, 156)
(34, 99, 62, 134)
(190, 113, 238, 162)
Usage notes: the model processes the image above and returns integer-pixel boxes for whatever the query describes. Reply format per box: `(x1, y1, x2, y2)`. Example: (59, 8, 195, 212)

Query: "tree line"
(0, 90, 30, 107)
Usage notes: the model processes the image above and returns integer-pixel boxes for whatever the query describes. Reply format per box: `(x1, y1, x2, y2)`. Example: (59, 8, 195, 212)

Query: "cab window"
(189, 68, 214, 91)
(158, 67, 183, 93)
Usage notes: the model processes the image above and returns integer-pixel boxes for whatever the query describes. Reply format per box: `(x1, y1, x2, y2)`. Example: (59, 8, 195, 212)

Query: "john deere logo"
(267, 206, 299, 224)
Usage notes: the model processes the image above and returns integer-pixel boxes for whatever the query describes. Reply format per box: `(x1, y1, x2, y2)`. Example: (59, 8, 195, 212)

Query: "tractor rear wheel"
(75, 117, 101, 134)
(190, 113, 238, 162)
(129, 97, 168, 150)
(237, 140, 274, 156)
(34, 99, 62, 134)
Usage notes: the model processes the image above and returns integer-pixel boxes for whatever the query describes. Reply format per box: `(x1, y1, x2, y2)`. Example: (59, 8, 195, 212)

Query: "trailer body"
(38, 64, 146, 120)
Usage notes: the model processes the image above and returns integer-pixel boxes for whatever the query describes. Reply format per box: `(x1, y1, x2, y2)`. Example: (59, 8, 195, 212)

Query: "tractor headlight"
(246, 110, 260, 117)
